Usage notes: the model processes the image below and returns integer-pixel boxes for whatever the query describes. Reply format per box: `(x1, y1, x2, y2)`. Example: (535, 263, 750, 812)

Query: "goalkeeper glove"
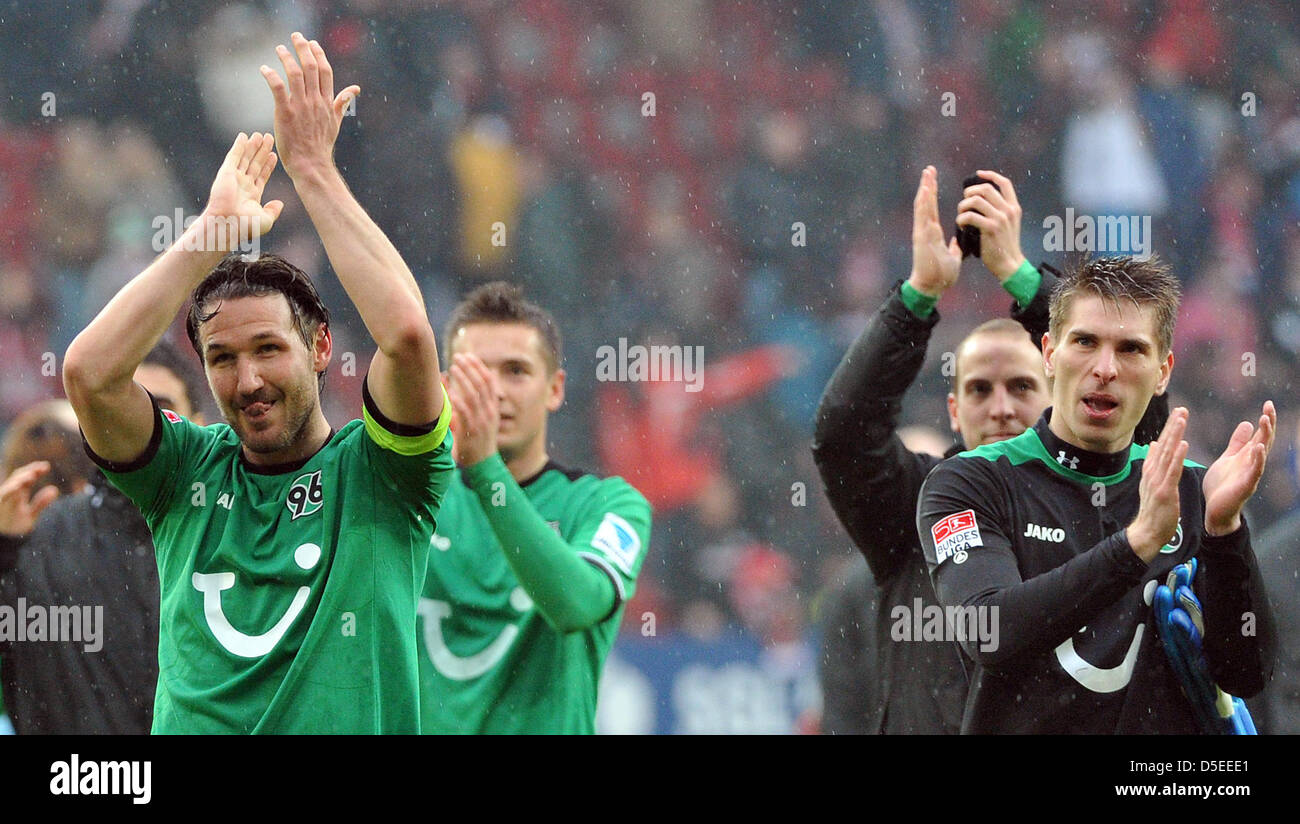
(1153, 558, 1256, 735)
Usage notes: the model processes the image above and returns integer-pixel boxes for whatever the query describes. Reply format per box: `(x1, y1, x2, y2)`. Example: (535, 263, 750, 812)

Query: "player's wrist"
(461, 450, 508, 487)
(179, 211, 248, 259)
(1000, 258, 1038, 308)
(1204, 513, 1242, 537)
(906, 272, 945, 299)
(901, 278, 941, 318)
(990, 253, 1028, 283)
(286, 158, 342, 189)
(1124, 523, 1162, 562)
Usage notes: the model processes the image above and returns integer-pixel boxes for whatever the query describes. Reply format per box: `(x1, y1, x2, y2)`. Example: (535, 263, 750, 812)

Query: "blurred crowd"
(2, 0, 1299, 663)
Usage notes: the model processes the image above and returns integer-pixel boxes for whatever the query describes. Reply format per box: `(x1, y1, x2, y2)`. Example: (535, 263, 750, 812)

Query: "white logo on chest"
(1022, 522, 1066, 543)
(1054, 580, 1157, 692)
(419, 587, 533, 680)
(191, 543, 321, 658)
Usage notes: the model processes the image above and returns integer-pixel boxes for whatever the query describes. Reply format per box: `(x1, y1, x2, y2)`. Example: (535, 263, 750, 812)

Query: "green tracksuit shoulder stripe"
(961, 428, 1203, 485)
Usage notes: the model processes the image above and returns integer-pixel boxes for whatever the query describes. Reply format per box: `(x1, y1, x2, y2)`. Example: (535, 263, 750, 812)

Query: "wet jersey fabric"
(418, 461, 650, 734)
(917, 412, 1275, 734)
(813, 272, 1057, 733)
(88, 381, 453, 733)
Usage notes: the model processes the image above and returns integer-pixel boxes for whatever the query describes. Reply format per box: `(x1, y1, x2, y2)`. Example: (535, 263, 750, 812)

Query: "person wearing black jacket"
(917, 257, 1277, 733)
(814, 167, 1055, 733)
(0, 342, 204, 734)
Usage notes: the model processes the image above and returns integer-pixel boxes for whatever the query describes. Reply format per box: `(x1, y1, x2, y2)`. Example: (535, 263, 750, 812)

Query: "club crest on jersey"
(591, 512, 641, 576)
(932, 509, 982, 565)
(1160, 520, 1183, 554)
(286, 470, 324, 520)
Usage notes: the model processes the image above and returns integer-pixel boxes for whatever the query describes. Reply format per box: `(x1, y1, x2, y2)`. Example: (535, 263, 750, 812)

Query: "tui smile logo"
(419, 588, 534, 680)
(192, 543, 322, 658)
(1055, 580, 1158, 692)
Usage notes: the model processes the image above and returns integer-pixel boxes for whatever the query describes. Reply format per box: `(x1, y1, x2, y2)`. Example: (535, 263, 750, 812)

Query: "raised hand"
(1203, 401, 1276, 536)
(908, 165, 963, 298)
(203, 131, 283, 249)
(1127, 407, 1189, 562)
(957, 169, 1028, 282)
(447, 353, 502, 468)
(0, 461, 60, 538)
(260, 32, 360, 180)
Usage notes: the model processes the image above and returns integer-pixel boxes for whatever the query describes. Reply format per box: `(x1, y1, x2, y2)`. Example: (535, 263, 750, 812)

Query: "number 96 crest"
(287, 470, 324, 520)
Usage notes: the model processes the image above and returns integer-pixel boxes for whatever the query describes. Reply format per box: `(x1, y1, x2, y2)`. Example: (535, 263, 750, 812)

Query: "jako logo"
(50, 754, 151, 805)
(1023, 523, 1065, 543)
(595, 338, 704, 392)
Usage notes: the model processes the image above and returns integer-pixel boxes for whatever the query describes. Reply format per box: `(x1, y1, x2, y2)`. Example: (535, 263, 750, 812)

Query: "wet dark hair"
(185, 253, 331, 392)
(443, 281, 562, 372)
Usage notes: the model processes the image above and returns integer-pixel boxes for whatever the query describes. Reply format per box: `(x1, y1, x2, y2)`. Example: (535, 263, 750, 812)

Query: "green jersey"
(418, 458, 651, 733)
(91, 382, 452, 733)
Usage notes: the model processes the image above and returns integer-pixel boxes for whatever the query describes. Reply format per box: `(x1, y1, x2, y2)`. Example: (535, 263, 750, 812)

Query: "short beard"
(228, 392, 318, 456)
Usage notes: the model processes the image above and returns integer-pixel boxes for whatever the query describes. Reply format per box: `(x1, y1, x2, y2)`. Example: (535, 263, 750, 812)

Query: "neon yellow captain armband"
(363, 384, 452, 455)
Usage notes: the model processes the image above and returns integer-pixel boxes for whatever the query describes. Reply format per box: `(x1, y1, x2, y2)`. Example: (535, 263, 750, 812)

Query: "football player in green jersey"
(417, 282, 652, 733)
(62, 34, 453, 733)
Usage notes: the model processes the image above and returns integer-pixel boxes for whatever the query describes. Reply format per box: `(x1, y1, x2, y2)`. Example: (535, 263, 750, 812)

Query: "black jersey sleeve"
(1195, 520, 1276, 698)
(917, 457, 1149, 668)
(813, 282, 943, 585)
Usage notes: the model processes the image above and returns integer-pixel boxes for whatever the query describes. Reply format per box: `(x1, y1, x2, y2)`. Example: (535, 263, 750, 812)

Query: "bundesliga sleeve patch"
(590, 512, 641, 577)
(162, 409, 182, 423)
(932, 509, 983, 566)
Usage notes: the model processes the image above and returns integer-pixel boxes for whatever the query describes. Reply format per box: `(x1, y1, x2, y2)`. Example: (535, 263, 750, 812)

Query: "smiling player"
(917, 256, 1277, 733)
(416, 282, 651, 734)
(62, 33, 452, 733)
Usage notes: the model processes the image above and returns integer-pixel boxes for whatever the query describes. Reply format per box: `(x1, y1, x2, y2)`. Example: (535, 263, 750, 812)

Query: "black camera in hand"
(956, 174, 1000, 259)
